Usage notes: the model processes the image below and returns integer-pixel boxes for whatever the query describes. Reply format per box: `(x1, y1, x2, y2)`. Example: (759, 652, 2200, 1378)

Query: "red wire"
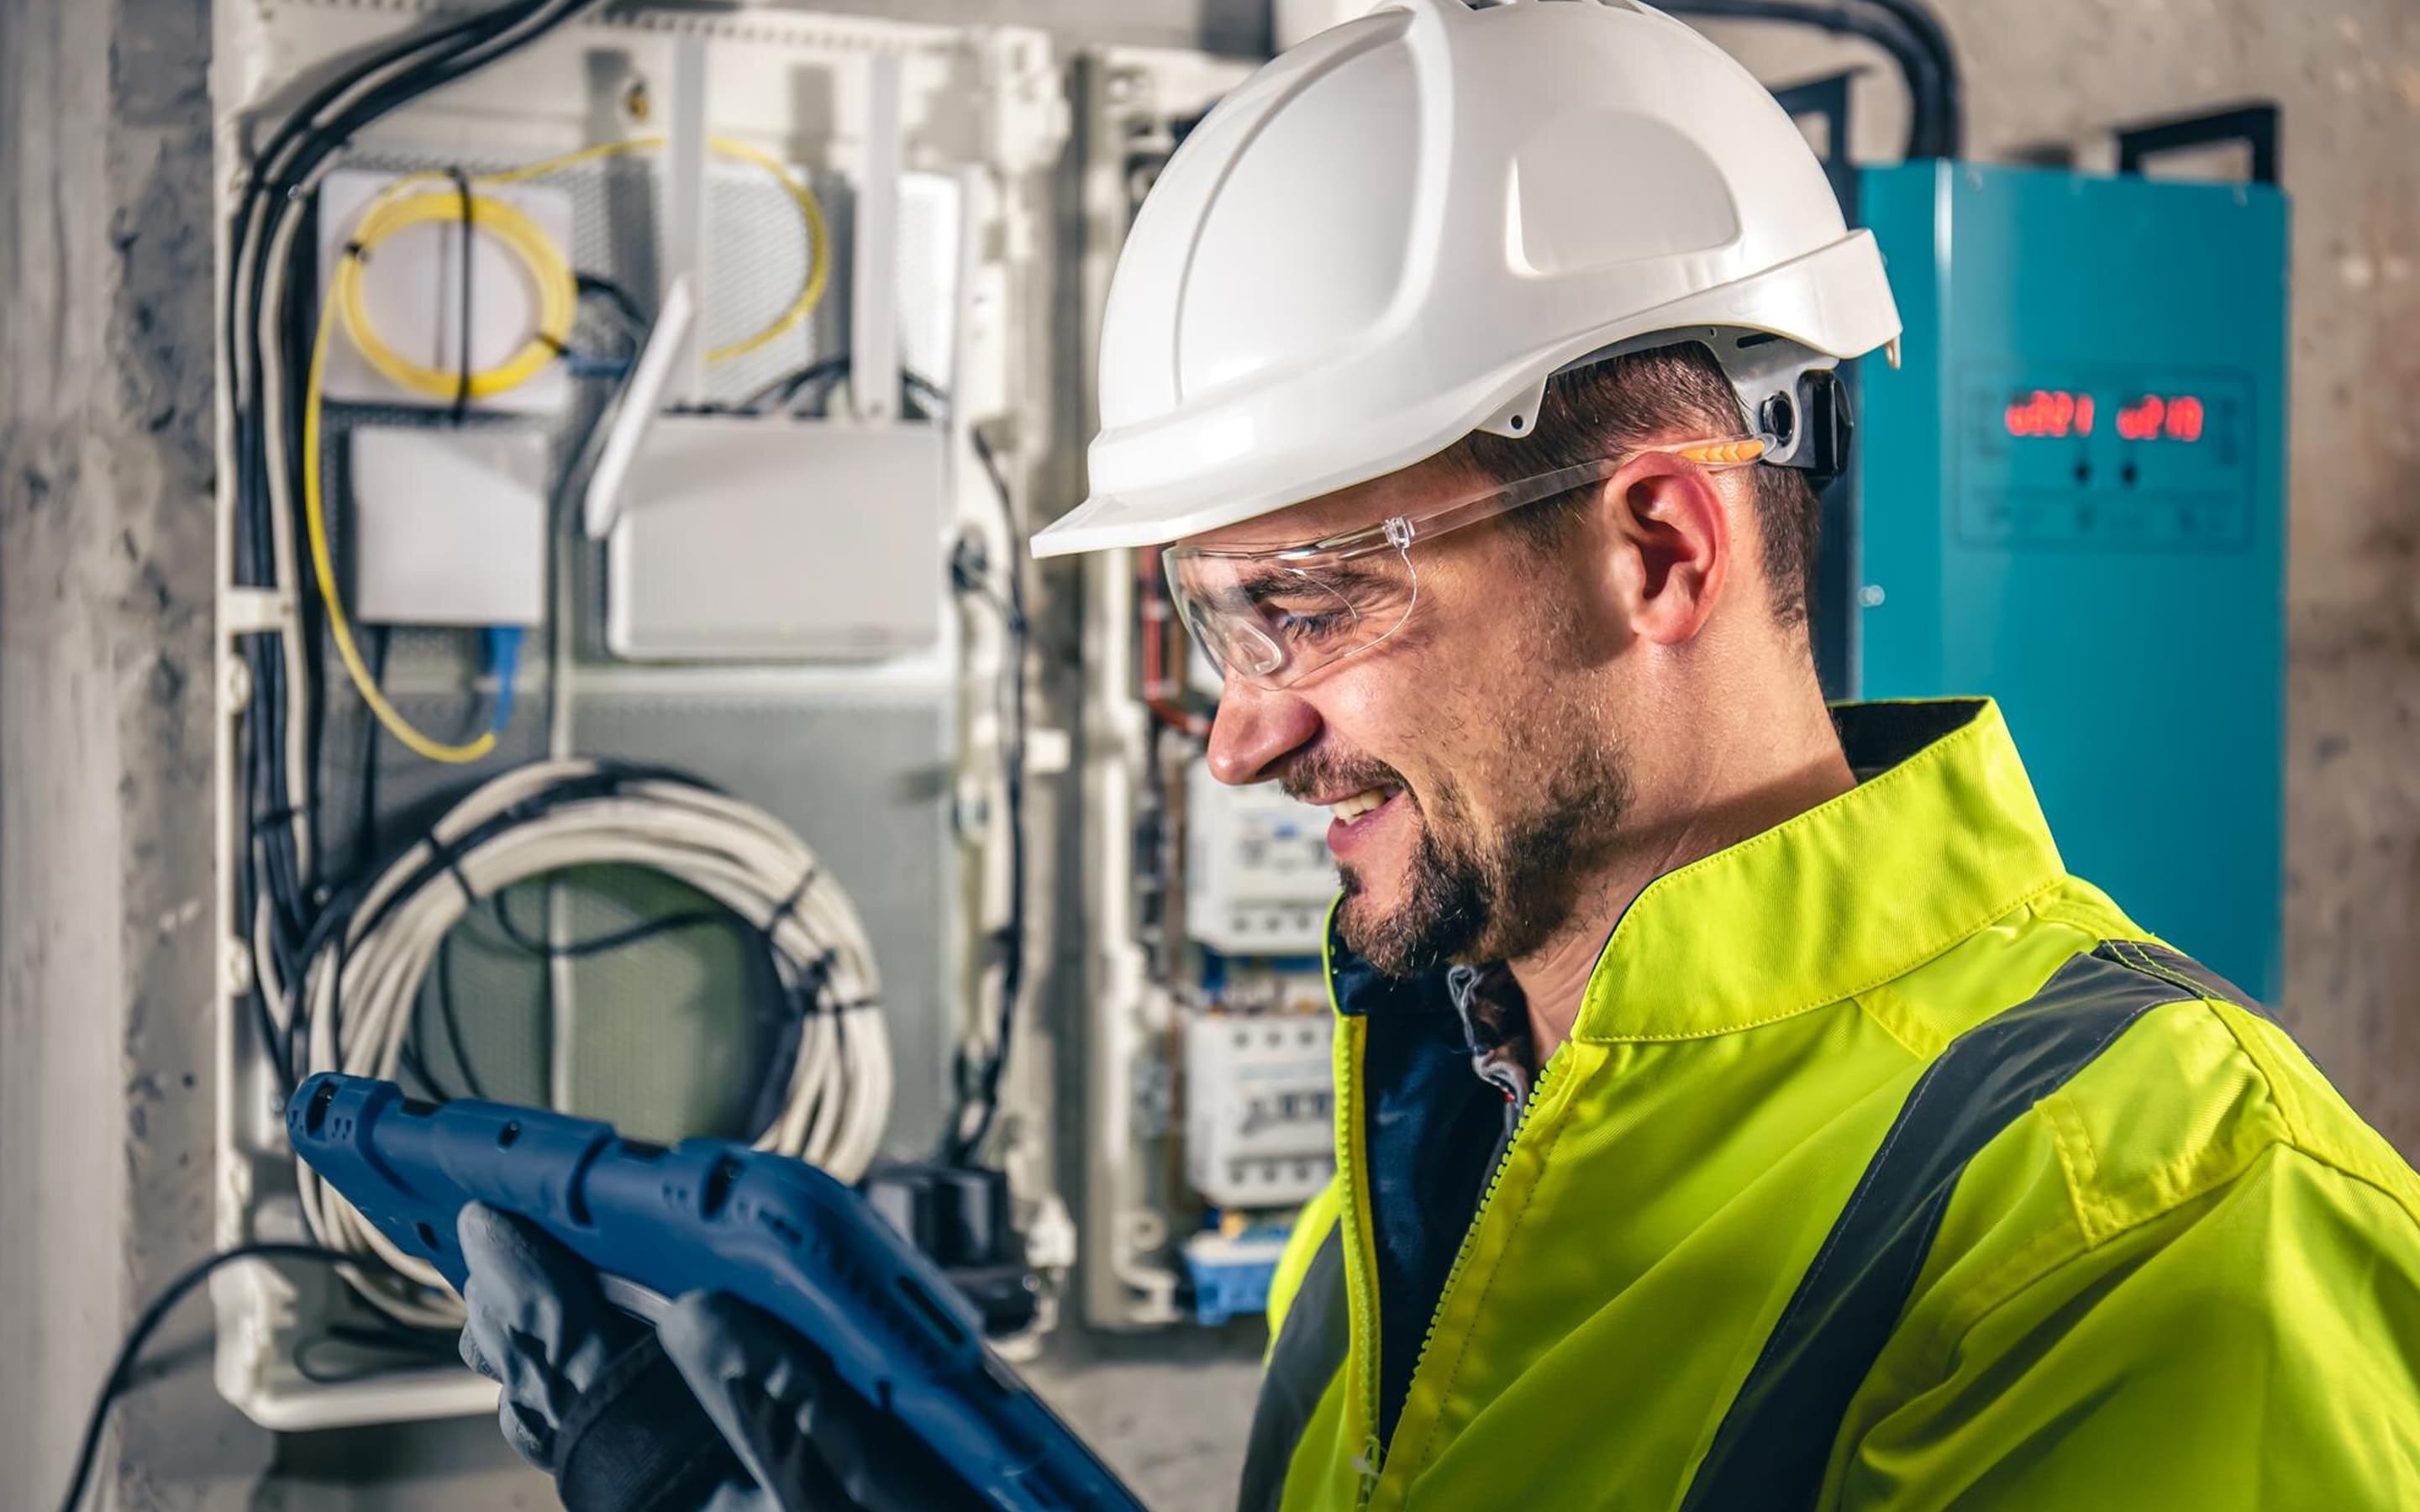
(1139, 546, 1213, 738)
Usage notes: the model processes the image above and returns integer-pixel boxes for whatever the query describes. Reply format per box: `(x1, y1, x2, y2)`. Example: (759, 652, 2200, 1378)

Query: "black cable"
(234, 0, 586, 801)
(561, 274, 647, 375)
(227, 0, 592, 1073)
(575, 271, 648, 335)
(1672, 0, 1943, 156)
(1661, 0, 1954, 159)
(224, 0, 604, 1121)
(238, 186, 318, 987)
(902, 369, 950, 423)
(433, 932, 489, 1101)
(944, 425, 1028, 1165)
(55, 1243, 356, 1512)
(1859, 0, 1962, 156)
(398, 1030, 451, 1101)
(733, 354, 853, 416)
(353, 626, 390, 879)
(487, 885, 737, 958)
(450, 165, 476, 423)
(285, 186, 331, 917)
(728, 358, 957, 423)
(477, 875, 830, 1140)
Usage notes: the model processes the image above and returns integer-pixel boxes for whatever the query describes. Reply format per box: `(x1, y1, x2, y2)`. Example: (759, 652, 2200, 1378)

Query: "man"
(463, 1, 2420, 1507)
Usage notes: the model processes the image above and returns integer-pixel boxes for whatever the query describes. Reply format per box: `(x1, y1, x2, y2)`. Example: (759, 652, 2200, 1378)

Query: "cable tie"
(342, 240, 369, 260)
(792, 948, 836, 1000)
(426, 838, 477, 910)
(448, 166, 474, 425)
(762, 863, 818, 937)
(535, 332, 568, 355)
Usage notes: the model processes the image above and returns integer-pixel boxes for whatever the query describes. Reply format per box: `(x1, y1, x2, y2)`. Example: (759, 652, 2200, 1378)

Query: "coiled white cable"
(291, 759, 892, 1329)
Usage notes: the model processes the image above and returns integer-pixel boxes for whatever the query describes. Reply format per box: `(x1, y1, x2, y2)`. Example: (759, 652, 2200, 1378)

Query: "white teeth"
(1328, 787, 1395, 824)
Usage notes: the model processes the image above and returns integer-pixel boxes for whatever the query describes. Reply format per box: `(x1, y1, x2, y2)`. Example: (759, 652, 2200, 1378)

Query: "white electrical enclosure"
(606, 417, 950, 660)
(1184, 1011, 1336, 1208)
(1186, 764, 1337, 954)
(213, 0, 1070, 1430)
(350, 427, 550, 626)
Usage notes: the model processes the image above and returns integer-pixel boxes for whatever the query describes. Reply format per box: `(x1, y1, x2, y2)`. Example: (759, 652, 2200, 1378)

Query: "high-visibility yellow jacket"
(1246, 699, 2420, 1511)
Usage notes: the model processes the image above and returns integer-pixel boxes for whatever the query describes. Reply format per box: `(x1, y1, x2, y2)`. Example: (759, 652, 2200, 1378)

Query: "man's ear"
(1600, 453, 1730, 646)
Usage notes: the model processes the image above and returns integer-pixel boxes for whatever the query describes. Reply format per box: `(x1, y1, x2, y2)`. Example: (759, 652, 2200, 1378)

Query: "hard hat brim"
(1033, 229, 1899, 559)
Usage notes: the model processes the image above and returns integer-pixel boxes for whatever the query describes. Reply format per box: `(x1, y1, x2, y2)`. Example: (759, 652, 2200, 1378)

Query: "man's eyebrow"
(1229, 560, 1381, 606)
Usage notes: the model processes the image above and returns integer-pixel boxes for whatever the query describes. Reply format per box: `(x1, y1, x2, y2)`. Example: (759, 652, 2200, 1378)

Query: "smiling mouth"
(1325, 784, 1402, 827)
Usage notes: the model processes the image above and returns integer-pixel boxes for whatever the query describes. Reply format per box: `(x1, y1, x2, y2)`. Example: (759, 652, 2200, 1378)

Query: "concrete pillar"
(0, 0, 261, 1506)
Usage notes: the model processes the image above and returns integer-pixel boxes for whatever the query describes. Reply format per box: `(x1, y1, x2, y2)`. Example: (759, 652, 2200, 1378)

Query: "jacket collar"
(1329, 699, 2065, 1042)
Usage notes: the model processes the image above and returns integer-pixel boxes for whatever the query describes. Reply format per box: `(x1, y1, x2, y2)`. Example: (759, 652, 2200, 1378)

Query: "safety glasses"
(1162, 438, 1765, 690)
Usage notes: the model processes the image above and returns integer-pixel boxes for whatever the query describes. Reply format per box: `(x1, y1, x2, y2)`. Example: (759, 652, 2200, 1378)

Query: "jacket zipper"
(1331, 1014, 1386, 1509)
(1367, 1048, 1560, 1504)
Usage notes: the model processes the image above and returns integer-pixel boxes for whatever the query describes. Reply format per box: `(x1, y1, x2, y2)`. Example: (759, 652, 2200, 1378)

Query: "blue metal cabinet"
(1852, 160, 2288, 1000)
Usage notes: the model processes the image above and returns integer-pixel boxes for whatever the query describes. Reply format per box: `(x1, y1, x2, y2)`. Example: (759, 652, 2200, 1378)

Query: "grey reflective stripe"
(1678, 941, 2257, 1512)
(2106, 937, 2270, 1021)
(1238, 1225, 1350, 1512)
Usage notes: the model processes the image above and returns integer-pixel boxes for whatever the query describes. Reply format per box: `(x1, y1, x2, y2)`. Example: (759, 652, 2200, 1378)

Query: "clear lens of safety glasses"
(1163, 528, 1421, 692)
(1160, 442, 1765, 692)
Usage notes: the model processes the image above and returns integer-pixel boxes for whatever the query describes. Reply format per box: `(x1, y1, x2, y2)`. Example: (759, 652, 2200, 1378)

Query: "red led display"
(2006, 390, 2207, 443)
(2116, 393, 2205, 443)
(2004, 389, 2093, 438)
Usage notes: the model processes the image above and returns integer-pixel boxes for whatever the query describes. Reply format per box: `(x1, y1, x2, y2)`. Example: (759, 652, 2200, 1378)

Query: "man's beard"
(1331, 743, 1630, 978)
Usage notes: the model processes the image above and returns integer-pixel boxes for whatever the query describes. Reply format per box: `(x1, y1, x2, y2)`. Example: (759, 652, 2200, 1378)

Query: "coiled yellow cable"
(335, 136, 831, 403)
(335, 181, 579, 402)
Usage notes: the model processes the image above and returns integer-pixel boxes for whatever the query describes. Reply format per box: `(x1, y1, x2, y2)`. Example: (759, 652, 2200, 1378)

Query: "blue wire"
(483, 625, 523, 735)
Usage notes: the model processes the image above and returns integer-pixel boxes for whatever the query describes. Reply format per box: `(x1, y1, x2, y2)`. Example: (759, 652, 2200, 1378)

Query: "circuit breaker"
(1186, 764, 1337, 954)
(1182, 1011, 1335, 1208)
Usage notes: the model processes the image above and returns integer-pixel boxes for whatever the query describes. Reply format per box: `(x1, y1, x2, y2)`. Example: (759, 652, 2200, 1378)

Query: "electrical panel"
(1854, 159, 2287, 1000)
(1186, 764, 1338, 955)
(1068, 45, 1295, 1333)
(1183, 1011, 1335, 1208)
(209, 1, 1071, 1431)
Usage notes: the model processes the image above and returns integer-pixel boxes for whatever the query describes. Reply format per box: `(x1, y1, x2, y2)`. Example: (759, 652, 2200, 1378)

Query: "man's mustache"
(1277, 752, 1412, 806)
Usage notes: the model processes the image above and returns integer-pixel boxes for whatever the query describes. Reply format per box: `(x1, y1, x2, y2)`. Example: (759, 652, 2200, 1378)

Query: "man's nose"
(1204, 675, 1320, 786)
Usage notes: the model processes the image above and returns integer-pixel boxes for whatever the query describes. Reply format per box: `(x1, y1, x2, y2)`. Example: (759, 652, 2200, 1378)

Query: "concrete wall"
(5, 3, 2415, 1511)
(0, 0, 263, 1507)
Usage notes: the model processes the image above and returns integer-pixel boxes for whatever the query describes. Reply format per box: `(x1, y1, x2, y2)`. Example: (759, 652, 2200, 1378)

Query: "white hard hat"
(1033, 0, 1902, 559)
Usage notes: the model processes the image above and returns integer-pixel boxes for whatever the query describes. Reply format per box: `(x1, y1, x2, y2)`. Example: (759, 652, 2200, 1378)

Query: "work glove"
(658, 1291, 988, 1512)
(455, 1201, 986, 1512)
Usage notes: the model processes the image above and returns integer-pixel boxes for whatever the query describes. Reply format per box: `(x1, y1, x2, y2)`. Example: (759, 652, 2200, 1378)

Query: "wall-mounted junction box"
(350, 427, 549, 627)
(604, 416, 950, 662)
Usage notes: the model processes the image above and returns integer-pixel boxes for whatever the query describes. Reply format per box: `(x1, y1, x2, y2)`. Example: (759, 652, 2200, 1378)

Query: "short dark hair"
(1447, 341, 1821, 630)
